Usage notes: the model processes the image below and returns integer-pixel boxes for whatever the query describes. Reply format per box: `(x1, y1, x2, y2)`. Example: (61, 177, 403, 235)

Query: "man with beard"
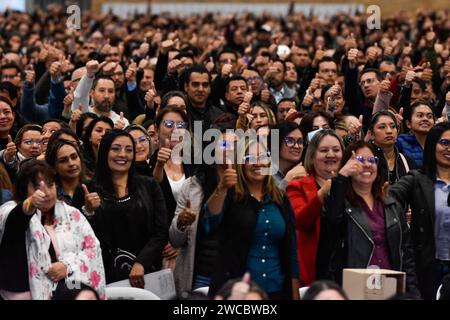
(88, 76, 129, 128)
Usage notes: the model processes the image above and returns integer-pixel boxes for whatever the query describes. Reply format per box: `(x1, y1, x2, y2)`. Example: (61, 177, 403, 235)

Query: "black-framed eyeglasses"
(355, 155, 378, 165)
(163, 120, 187, 129)
(284, 137, 303, 148)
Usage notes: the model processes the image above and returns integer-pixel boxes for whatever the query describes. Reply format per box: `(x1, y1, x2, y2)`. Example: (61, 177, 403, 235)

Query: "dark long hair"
(45, 140, 86, 186)
(81, 116, 114, 171)
(340, 141, 385, 204)
(93, 129, 136, 198)
(76, 112, 98, 138)
(422, 122, 450, 181)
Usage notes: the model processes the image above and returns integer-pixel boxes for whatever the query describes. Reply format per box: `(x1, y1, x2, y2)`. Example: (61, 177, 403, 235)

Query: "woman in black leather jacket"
(323, 141, 420, 297)
(389, 122, 450, 300)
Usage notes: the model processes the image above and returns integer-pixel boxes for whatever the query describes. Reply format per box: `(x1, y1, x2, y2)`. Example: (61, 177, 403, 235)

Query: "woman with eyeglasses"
(1, 124, 43, 173)
(397, 100, 436, 167)
(203, 139, 300, 300)
(73, 129, 168, 286)
(45, 140, 86, 206)
(271, 121, 306, 191)
(286, 130, 343, 287)
(0, 160, 105, 300)
(322, 141, 419, 297)
(149, 106, 193, 270)
(81, 116, 114, 178)
(388, 123, 450, 299)
(368, 111, 416, 184)
(125, 125, 152, 177)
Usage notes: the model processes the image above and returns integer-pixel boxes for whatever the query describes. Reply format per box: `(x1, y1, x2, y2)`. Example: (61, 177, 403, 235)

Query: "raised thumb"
(82, 183, 89, 195)
(164, 138, 171, 149)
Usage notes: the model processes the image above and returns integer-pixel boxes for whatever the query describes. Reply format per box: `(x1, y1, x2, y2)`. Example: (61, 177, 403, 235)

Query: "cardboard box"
(343, 269, 405, 300)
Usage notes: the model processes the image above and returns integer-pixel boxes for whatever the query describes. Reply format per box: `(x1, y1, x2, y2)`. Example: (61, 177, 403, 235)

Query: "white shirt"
(167, 174, 186, 203)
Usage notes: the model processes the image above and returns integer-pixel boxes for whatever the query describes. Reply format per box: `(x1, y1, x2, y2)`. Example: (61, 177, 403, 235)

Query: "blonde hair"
(234, 138, 284, 206)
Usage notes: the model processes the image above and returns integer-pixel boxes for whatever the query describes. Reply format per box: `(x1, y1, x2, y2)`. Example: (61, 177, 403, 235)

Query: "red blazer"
(286, 175, 323, 286)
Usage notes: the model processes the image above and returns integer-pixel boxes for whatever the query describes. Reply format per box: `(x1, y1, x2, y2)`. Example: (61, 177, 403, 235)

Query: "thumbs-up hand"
(243, 91, 253, 104)
(177, 198, 196, 230)
(379, 74, 392, 92)
(125, 61, 137, 83)
(82, 184, 101, 213)
(114, 112, 126, 129)
(69, 104, 83, 125)
(86, 60, 105, 78)
(157, 138, 172, 164)
(5, 134, 17, 163)
(339, 151, 362, 178)
(167, 59, 182, 74)
(228, 272, 251, 300)
(395, 108, 404, 127)
(217, 160, 238, 191)
(139, 40, 150, 58)
(205, 56, 215, 73)
(144, 83, 157, 109)
(160, 39, 175, 55)
(313, 46, 325, 65)
(421, 62, 433, 82)
(221, 59, 233, 78)
(347, 48, 359, 69)
(402, 42, 413, 57)
(310, 73, 321, 91)
(317, 178, 332, 201)
(25, 68, 35, 83)
(49, 56, 63, 81)
(404, 70, 416, 85)
(367, 44, 379, 63)
(27, 180, 48, 212)
(260, 83, 271, 103)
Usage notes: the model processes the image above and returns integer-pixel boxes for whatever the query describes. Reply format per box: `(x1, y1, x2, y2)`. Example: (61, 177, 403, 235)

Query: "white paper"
(106, 268, 176, 300)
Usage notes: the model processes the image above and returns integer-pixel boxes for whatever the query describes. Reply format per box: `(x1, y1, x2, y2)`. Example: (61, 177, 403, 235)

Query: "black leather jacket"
(323, 174, 420, 297)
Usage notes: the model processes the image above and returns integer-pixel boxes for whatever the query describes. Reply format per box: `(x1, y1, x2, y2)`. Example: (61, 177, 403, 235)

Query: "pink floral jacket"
(0, 200, 106, 300)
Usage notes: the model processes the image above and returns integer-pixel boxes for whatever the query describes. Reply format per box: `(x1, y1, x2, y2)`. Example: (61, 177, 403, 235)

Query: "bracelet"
(82, 205, 95, 217)
(24, 198, 32, 212)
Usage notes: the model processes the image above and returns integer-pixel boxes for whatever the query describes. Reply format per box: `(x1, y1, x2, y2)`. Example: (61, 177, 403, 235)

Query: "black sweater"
(73, 175, 168, 283)
(0, 202, 32, 292)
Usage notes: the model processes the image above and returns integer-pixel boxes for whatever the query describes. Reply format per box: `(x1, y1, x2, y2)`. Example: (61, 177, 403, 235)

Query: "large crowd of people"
(0, 4, 449, 300)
